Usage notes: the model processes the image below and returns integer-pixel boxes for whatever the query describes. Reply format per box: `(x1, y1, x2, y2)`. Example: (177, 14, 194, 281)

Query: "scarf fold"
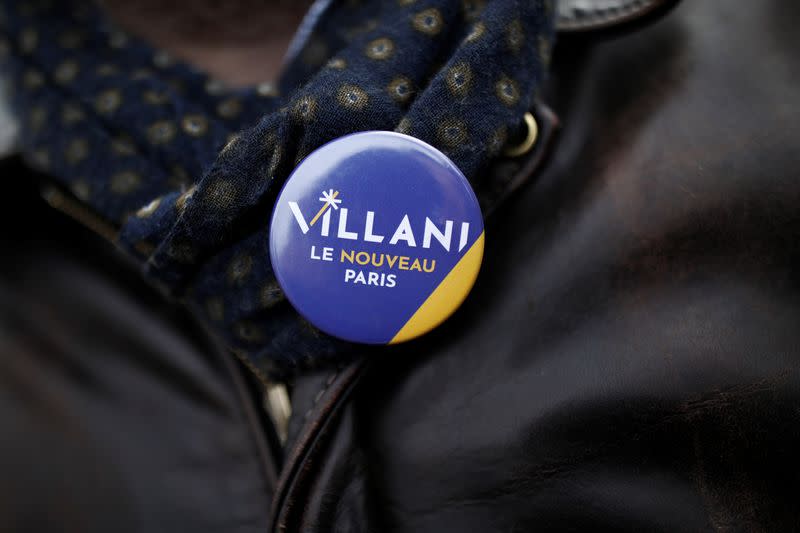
(0, 0, 555, 378)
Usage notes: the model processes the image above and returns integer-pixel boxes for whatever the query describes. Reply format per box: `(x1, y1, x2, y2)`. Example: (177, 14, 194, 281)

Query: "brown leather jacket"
(2, 1, 798, 531)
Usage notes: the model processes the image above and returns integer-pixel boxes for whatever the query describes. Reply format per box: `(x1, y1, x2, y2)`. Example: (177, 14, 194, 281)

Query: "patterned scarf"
(0, 0, 555, 379)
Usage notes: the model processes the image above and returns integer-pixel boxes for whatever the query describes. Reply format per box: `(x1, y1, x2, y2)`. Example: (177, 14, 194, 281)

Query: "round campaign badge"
(269, 131, 484, 345)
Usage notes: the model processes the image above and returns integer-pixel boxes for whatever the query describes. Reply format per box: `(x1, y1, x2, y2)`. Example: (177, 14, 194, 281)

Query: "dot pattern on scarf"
(0, 0, 555, 378)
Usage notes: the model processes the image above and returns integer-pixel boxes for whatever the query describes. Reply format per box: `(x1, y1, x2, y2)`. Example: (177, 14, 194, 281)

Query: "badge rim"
(269, 130, 484, 345)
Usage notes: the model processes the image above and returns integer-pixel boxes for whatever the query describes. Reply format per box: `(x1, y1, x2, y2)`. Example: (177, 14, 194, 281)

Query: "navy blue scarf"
(0, 0, 555, 379)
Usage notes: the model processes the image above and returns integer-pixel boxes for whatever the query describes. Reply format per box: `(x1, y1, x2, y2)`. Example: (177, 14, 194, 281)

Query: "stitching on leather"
(557, 0, 657, 30)
(303, 368, 341, 421)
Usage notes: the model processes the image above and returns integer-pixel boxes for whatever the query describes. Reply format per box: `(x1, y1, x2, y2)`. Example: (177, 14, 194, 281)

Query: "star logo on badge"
(309, 189, 341, 226)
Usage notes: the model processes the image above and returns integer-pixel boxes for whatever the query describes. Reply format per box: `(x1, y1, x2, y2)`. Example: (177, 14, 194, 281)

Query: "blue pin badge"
(269, 131, 484, 344)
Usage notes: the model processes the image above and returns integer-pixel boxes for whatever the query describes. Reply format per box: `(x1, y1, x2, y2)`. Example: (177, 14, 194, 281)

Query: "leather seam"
(270, 362, 366, 532)
(304, 369, 341, 421)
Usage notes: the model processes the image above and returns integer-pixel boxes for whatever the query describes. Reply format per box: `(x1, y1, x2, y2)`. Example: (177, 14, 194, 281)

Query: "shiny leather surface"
(277, 1, 800, 531)
(0, 166, 279, 532)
